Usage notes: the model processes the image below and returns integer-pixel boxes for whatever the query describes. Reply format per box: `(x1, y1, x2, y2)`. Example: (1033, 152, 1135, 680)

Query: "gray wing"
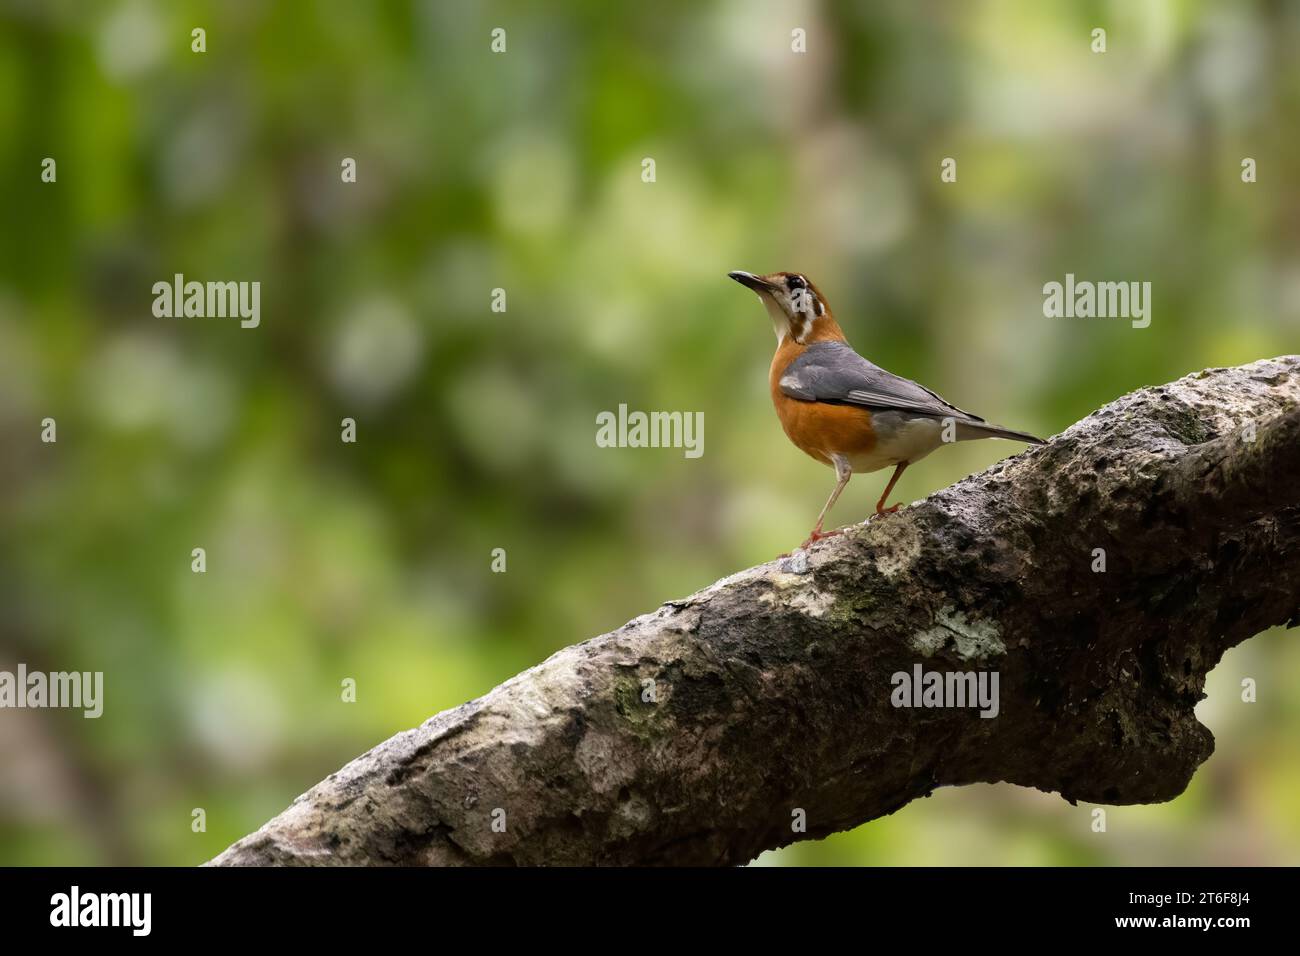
(778, 340, 985, 423)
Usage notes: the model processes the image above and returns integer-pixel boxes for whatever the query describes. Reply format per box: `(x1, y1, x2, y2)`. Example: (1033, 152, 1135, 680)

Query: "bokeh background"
(1, 0, 1297, 866)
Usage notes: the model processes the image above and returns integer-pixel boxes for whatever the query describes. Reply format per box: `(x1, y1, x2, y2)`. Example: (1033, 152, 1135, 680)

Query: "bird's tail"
(956, 422, 1047, 445)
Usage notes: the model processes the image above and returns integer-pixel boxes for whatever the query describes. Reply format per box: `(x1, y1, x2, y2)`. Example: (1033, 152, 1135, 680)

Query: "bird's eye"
(786, 275, 805, 290)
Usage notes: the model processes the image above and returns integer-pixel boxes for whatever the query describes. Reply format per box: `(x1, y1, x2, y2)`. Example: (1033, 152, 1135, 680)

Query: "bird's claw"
(799, 528, 843, 550)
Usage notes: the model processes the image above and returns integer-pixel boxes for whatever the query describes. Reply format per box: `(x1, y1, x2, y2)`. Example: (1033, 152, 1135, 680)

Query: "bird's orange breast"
(769, 337, 876, 466)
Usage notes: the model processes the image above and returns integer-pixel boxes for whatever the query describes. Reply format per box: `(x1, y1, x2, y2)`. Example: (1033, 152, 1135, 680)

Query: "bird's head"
(728, 270, 841, 344)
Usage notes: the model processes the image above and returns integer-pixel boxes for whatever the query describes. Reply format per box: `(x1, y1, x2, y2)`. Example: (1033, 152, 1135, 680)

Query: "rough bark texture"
(210, 356, 1300, 867)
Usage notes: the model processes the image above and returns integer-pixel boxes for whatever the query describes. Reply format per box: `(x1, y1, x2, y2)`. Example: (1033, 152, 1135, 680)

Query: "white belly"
(847, 413, 944, 473)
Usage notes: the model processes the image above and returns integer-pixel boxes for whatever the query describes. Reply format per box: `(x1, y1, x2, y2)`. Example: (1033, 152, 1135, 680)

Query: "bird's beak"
(728, 270, 775, 294)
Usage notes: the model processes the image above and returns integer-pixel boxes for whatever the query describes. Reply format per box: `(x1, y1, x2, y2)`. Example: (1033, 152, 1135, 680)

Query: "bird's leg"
(802, 455, 852, 549)
(874, 462, 908, 516)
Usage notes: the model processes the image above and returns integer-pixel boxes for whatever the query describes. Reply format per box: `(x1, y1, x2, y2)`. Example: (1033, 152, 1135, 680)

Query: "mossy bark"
(210, 356, 1300, 866)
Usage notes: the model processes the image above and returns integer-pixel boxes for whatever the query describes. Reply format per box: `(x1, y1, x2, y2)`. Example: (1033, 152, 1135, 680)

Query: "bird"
(729, 270, 1046, 549)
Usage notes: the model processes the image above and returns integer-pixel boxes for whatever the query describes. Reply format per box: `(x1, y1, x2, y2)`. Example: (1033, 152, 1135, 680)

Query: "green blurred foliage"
(0, 0, 1296, 865)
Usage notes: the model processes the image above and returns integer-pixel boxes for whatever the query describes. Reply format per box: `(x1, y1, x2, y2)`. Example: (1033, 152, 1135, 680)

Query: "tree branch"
(209, 356, 1300, 866)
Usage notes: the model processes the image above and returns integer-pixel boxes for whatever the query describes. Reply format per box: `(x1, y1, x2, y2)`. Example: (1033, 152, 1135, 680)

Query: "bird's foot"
(874, 502, 903, 517)
(799, 528, 843, 550)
